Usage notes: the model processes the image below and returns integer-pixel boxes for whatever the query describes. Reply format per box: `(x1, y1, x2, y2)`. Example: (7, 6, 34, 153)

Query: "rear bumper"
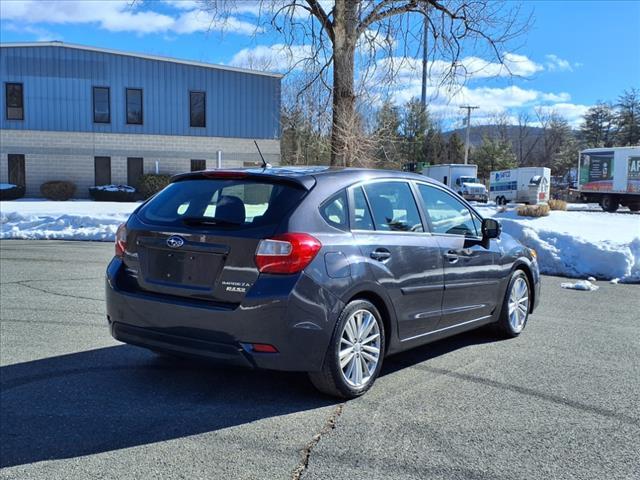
(105, 258, 344, 372)
(463, 193, 488, 202)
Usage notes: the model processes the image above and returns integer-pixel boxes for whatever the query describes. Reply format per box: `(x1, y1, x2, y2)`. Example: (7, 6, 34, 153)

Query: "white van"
(489, 167, 551, 205)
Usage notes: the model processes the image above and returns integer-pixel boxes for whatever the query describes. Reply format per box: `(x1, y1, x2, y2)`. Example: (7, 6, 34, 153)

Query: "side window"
(93, 87, 110, 123)
(6, 83, 24, 120)
(417, 183, 479, 237)
(363, 181, 423, 232)
(126, 88, 143, 125)
(320, 190, 348, 230)
(351, 186, 374, 230)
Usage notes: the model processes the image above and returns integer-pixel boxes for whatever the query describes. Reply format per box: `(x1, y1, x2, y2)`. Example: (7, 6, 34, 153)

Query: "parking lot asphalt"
(0, 240, 638, 480)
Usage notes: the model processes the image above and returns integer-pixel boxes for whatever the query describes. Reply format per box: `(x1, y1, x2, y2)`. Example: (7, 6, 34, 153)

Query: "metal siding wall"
(0, 45, 280, 139)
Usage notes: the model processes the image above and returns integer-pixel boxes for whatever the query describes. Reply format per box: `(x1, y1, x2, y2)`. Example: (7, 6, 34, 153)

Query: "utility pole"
(420, 12, 428, 110)
(460, 105, 479, 164)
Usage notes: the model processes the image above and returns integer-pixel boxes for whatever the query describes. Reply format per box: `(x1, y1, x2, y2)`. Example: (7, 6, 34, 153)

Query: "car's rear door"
(415, 182, 501, 329)
(349, 180, 444, 340)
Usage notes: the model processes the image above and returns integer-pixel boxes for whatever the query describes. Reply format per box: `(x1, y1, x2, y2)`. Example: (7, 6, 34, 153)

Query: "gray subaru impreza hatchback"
(106, 167, 540, 398)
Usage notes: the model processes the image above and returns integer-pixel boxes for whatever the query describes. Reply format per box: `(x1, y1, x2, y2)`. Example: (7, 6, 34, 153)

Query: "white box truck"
(575, 147, 640, 212)
(489, 167, 551, 205)
(421, 164, 488, 202)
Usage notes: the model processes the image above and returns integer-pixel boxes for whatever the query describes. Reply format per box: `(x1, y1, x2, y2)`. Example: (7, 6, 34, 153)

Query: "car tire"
(495, 270, 531, 338)
(308, 300, 386, 399)
(600, 195, 619, 212)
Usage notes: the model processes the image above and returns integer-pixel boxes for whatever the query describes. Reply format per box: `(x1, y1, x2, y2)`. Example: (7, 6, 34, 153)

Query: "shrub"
(89, 185, 137, 202)
(40, 180, 76, 201)
(516, 204, 550, 217)
(548, 199, 567, 211)
(138, 174, 171, 198)
(0, 184, 25, 201)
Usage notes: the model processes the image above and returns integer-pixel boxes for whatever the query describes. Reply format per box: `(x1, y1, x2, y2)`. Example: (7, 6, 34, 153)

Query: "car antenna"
(254, 140, 271, 169)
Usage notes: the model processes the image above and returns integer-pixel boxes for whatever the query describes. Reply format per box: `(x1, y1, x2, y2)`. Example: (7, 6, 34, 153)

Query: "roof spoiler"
(170, 170, 316, 190)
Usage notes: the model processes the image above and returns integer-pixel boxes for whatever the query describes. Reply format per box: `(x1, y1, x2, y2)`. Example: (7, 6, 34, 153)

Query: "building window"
(8, 154, 26, 187)
(190, 91, 206, 128)
(94, 156, 111, 186)
(127, 157, 144, 188)
(126, 88, 143, 125)
(93, 87, 110, 123)
(5, 83, 24, 120)
(191, 159, 206, 171)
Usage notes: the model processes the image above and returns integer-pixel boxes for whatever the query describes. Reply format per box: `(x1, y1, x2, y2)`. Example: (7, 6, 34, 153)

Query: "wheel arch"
(511, 260, 536, 313)
(346, 289, 395, 353)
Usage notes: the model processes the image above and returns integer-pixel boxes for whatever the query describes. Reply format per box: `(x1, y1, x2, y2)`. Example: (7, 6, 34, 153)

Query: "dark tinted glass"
(93, 87, 110, 123)
(190, 91, 206, 127)
(191, 159, 206, 171)
(363, 182, 423, 232)
(417, 184, 479, 236)
(126, 88, 143, 124)
(352, 186, 374, 230)
(138, 179, 306, 228)
(6, 83, 23, 120)
(320, 190, 348, 230)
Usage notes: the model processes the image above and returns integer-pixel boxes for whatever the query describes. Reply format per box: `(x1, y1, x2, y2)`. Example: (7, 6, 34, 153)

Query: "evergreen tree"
(447, 132, 465, 163)
(615, 88, 640, 146)
(401, 98, 429, 165)
(470, 135, 517, 180)
(580, 102, 615, 147)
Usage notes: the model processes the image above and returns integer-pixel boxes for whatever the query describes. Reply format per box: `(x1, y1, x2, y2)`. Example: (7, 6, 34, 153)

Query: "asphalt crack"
(292, 403, 344, 480)
(9, 281, 104, 302)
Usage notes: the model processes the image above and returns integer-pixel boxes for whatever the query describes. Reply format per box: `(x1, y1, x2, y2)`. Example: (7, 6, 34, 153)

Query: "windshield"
(459, 176, 479, 184)
(138, 178, 307, 228)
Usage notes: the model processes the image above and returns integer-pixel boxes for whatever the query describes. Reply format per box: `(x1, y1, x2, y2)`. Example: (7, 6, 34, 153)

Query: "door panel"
(8, 154, 25, 187)
(416, 182, 500, 328)
(351, 182, 444, 339)
(94, 156, 111, 186)
(127, 157, 144, 188)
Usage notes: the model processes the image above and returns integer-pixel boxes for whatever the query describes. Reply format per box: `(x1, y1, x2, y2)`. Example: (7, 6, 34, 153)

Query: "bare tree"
(202, 0, 530, 166)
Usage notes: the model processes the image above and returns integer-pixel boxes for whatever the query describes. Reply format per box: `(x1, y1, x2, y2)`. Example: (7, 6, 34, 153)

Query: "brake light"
(255, 233, 321, 274)
(202, 171, 248, 180)
(115, 223, 127, 257)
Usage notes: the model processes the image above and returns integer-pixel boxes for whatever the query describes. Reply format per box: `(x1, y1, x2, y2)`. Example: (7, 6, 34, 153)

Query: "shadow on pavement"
(0, 345, 335, 468)
(0, 329, 502, 468)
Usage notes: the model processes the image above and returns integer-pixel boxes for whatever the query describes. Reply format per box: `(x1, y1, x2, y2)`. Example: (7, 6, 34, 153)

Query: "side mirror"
(482, 218, 501, 239)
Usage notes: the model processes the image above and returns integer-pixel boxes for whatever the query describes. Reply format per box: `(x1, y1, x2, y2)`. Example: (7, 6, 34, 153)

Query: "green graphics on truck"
(629, 156, 640, 193)
(580, 151, 614, 192)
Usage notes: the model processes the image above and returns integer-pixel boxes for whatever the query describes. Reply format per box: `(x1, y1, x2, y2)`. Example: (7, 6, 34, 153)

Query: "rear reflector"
(115, 223, 127, 257)
(255, 233, 321, 274)
(250, 343, 279, 353)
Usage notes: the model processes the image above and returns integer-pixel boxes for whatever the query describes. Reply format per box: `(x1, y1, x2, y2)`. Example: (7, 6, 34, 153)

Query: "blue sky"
(1, 0, 638, 127)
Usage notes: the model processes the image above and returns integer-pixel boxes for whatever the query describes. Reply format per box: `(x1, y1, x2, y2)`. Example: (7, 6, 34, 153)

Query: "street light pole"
(460, 105, 479, 164)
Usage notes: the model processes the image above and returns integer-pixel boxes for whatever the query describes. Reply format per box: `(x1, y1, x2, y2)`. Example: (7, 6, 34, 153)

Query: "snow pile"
(476, 205, 640, 283)
(1, 200, 137, 241)
(91, 184, 136, 192)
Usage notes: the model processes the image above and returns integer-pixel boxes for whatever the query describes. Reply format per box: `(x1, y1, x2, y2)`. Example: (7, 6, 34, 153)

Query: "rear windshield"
(138, 178, 306, 228)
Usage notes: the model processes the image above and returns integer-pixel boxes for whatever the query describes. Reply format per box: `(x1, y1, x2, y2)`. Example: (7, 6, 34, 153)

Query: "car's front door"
(415, 182, 501, 329)
(350, 180, 444, 340)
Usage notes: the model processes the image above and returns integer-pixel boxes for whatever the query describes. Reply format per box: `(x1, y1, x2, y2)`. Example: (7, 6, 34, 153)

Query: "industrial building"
(0, 42, 282, 197)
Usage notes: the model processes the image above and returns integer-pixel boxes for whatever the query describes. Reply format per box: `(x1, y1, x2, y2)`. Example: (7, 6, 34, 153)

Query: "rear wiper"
(181, 216, 242, 226)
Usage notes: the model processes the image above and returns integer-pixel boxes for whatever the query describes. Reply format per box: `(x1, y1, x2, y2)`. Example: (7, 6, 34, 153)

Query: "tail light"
(115, 223, 127, 257)
(255, 233, 321, 274)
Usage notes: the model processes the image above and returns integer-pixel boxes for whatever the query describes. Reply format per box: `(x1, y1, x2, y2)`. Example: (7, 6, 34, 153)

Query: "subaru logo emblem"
(166, 236, 185, 249)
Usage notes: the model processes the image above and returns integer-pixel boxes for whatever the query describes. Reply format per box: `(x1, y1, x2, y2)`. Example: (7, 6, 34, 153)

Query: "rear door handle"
(444, 250, 459, 263)
(370, 248, 391, 261)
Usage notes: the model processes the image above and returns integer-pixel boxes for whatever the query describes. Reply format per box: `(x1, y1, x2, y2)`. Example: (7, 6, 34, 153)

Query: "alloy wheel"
(338, 309, 381, 388)
(508, 277, 529, 333)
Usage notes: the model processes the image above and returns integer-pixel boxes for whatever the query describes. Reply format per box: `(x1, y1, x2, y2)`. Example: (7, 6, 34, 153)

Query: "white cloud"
(3, 22, 58, 41)
(545, 54, 578, 72)
(535, 103, 590, 127)
(229, 44, 313, 72)
(0, 0, 258, 36)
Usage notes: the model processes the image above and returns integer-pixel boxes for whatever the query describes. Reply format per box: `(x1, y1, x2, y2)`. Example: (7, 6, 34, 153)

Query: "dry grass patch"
(548, 199, 568, 210)
(516, 204, 550, 217)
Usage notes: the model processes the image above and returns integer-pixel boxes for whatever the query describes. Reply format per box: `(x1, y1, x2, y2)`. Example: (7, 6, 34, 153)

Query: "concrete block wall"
(0, 129, 280, 198)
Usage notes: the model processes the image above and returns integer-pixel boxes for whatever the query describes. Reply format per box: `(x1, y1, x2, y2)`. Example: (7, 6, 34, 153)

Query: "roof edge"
(0, 41, 284, 79)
